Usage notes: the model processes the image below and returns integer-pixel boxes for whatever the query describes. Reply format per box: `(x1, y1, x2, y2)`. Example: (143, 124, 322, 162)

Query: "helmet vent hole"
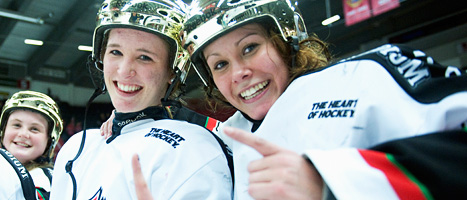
(172, 17, 180, 23)
(159, 10, 168, 16)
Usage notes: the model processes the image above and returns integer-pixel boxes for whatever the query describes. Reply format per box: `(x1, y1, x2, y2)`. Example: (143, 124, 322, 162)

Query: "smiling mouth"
(14, 142, 31, 148)
(240, 80, 269, 100)
(116, 82, 142, 93)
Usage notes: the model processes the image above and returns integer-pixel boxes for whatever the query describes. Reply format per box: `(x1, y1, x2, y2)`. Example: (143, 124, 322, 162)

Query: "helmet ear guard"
(86, 54, 107, 94)
(293, 12, 308, 42)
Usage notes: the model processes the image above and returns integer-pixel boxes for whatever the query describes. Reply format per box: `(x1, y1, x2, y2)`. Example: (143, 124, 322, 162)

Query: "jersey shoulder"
(338, 44, 467, 103)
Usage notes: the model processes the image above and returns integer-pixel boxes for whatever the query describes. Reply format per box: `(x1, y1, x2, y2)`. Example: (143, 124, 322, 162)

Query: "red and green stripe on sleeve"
(358, 149, 434, 200)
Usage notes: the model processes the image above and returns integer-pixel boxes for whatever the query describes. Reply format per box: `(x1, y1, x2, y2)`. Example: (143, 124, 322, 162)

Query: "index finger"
(223, 126, 283, 157)
(132, 154, 154, 200)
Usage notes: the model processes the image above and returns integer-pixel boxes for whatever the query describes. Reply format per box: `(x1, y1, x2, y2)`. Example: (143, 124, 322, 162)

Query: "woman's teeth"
(117, 83, 141, 92)
(240, 81, 269, 100)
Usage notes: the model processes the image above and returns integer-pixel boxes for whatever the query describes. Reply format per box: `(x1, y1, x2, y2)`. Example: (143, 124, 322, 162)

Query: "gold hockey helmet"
(92, 0, 191, 83)
(0, 91, 64, 161)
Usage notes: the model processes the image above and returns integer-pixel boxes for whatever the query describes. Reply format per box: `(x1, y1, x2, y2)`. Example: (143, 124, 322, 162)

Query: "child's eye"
(30, 126, 45, 134)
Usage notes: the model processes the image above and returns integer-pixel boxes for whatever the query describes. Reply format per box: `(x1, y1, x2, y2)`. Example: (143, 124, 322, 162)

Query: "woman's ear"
(169, 74, 175, 84)
(168, 70, 177, 84)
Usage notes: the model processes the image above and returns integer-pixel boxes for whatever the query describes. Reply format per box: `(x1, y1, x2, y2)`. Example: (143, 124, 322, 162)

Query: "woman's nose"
(117, 59, 136, 77)
(231, 61, 252, 83)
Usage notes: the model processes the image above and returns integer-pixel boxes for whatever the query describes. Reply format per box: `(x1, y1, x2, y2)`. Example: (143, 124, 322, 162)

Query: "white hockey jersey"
(51, 107, 232, 199)
(30, 167, 52, 199)
(217, 44, 467, 200)
(1, 149, 54, 200)
(0, 153, 25, 200)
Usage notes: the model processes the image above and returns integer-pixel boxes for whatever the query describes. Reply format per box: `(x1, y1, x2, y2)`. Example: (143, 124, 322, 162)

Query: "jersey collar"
(106, 106, 169, 143)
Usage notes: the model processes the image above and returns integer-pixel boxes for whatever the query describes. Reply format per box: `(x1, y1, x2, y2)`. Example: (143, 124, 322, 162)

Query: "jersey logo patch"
(308, 99, 358, 119)
(378, 45, 429, 87)
(145, 128, 186, 148)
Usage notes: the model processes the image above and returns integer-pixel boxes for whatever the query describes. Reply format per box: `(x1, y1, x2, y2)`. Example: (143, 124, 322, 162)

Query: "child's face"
(2, 110, 49, 164)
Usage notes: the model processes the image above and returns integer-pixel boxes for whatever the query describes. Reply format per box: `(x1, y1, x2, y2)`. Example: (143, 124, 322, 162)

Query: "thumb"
(224, 126, 282, 157)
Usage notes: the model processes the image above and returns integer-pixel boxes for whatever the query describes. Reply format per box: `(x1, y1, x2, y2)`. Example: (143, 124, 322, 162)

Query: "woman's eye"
(139, 55, 153, 62)
(243, 43, 258, 55)
(109, 50, 122, 56)
(213, 61, 228, 70)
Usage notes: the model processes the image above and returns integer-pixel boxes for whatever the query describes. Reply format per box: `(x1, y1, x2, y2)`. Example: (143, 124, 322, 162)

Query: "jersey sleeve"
(305, 129, 467, 200)
(303, 44, 467, 200)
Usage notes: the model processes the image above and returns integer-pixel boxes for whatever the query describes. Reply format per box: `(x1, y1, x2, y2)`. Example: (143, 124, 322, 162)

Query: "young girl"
(0, 90, 63, 200)
(114, 0, 467, 199)
(183, 0, 467, 199)
(50, 0, 232, 199)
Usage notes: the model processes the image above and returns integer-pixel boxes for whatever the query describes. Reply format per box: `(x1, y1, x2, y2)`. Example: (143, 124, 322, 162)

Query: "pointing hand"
(224, 126, 323, 200)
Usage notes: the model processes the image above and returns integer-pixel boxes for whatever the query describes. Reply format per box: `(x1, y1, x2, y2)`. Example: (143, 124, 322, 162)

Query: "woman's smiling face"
(103, 28, 171, 113)
(203, 23, 290, 120)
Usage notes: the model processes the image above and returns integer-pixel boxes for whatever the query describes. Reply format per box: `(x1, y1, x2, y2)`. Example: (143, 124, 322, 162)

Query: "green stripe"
(204, 117, 209, 128)
(386, 154, 434, 200)
(36, 188, 45, 200)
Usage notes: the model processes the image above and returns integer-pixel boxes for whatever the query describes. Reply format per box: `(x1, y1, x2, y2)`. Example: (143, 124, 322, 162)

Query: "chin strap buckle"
(289, 36, 299, 67)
